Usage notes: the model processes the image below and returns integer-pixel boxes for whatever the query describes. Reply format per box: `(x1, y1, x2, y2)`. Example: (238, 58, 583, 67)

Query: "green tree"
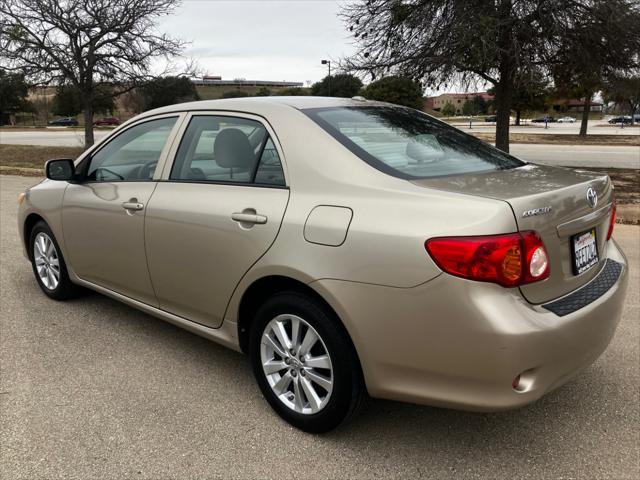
(52, 84, 82, 117)
(361, 76, 423, 108)
(311, 73, 362, 98)
(52, 84, 115, 118)
(341, 0, 640, 152)
(603, 75, 640, 125)
(221, 90, 249, 99)
(255, 87, 271, 97)
(462, 100, 474, 116)
(472, 95, 489, 115)
(0, 69, 31, 121)
(441, 102, 456, 117)
(141, 76, 199, 110)
(489, 71, 548, 125)
(275, 87, 311, 96)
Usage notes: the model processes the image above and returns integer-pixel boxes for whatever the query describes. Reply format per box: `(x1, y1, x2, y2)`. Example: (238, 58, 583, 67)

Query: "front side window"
(85, 117, 177, 182)
(304, 107, 523, 179)
(170, 115, 285, 186)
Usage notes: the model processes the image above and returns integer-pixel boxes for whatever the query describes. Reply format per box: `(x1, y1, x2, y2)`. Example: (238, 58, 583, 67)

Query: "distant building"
(425, 92, 494, 113)
(192, 77, 303, 88)
(549, 98, 603, 113)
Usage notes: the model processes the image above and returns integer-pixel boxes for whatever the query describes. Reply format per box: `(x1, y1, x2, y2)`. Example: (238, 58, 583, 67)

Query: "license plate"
(572, 229, 599, 275)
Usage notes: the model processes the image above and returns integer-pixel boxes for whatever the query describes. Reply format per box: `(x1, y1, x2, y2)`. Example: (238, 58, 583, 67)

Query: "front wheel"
(29, 221, 81, 300)
(249, 291, 364, 433)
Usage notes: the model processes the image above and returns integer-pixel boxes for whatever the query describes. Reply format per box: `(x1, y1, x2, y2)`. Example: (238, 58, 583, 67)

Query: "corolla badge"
(586, 187, 598, 208)
(522, 206, 552, 218)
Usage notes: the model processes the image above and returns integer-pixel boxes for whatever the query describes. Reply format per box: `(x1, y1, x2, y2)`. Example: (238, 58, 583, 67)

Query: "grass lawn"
(470, 132, 639, 146)
(0, 144, 83, 173)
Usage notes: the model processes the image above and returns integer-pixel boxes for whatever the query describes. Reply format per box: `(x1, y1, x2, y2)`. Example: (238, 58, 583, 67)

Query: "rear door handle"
(231, 212, 268, 225)
(122, 201, 144, 211)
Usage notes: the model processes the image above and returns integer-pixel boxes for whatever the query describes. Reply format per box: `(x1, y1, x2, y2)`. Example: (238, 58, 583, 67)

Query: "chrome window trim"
(159, 110, 289, 187)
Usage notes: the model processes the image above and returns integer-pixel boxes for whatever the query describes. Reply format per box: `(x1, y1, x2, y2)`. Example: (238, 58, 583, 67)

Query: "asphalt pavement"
(1, 175, 639, 479)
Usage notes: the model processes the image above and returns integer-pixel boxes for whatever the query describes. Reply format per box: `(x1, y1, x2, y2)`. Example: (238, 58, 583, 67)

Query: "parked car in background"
(557, 116, 576, 123)
(531, 116, 556, 123)
(48, 117, 78, 127)
(93, 117, 121, 126)
(484, 115, 497, 122)
(608, 116, 632, 124)
(19, 97, 628, 433)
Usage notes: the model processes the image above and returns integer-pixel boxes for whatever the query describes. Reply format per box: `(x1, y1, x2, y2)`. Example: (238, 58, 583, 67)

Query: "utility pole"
(321, 60, 331, 96)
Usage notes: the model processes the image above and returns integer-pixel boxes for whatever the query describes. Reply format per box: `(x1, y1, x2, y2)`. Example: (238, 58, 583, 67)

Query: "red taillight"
(425, 231, 550, 287)
(607, 199, 616, 241)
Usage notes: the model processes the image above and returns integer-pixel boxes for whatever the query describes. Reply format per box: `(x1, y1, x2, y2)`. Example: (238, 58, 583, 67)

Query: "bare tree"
(340, 0, 639, 152)
(0, 0, 186, 147)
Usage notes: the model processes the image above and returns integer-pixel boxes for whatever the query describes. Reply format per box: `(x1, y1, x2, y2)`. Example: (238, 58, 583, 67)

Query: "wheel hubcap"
(34, 232, 60, 290)
(260, 314, 333, 415)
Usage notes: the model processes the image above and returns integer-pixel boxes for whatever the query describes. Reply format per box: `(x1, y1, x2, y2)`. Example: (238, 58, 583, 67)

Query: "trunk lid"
(412, 164, 614, 304)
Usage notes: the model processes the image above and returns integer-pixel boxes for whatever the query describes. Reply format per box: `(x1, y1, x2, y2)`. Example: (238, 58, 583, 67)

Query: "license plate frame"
(571, 228, 599, 275)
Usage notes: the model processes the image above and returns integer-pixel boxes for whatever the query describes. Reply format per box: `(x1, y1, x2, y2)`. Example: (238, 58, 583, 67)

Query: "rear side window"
(304, 106, 523, 179)
(170, 115, 285, 186)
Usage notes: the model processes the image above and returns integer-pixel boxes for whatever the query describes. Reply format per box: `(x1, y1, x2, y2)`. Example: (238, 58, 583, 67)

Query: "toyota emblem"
(586, 187, 598, 208)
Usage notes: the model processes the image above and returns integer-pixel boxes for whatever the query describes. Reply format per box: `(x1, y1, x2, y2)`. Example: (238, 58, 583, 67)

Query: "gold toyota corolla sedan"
(18, 97, 628, 432)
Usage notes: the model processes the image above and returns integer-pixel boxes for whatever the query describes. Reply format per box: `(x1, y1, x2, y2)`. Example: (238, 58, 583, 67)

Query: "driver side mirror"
(45, 159, 75, 181)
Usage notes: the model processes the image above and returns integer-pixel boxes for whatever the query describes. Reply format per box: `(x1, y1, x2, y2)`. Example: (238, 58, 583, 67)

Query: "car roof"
(136, 96, 392, 119)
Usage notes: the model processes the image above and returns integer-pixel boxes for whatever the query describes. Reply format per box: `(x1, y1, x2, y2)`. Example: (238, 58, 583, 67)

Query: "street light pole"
(321, 59, 331, 96)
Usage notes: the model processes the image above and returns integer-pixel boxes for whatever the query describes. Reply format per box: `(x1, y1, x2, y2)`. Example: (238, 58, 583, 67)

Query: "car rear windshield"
(304, 106, 523, 179)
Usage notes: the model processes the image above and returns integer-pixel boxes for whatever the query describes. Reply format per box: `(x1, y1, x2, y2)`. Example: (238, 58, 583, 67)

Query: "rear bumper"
(312, 239, 628, 411)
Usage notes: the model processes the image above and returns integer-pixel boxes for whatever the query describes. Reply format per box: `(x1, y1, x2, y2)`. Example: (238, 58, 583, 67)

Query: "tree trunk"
(515, 109, 521, 126)
(82, 97, 94, 149)
(579, 93, 592, 137)
(494, 79, 513, 153)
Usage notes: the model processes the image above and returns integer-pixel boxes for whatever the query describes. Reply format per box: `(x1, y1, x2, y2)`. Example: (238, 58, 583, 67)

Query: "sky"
(158, 0, 356, 85)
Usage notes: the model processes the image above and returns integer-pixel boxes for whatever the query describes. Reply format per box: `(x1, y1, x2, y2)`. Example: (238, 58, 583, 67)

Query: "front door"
(62, 116, 180, 305)
(144, 114, 289, 327)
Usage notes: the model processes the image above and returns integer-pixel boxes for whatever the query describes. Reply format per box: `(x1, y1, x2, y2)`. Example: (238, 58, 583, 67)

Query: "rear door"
(144, 112, 289, 328)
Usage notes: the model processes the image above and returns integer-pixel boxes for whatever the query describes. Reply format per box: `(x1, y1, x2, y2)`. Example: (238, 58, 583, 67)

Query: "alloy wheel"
(260, 314, 334, 415)
(33, 232, 60, 290)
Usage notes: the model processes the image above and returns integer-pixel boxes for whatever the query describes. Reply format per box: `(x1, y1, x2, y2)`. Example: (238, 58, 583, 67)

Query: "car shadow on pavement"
(72, 286, 616, 444)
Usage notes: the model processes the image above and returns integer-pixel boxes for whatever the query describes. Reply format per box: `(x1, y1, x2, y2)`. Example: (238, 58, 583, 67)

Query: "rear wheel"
(249, 291, 364, 433)
(29, 221, 81, 300)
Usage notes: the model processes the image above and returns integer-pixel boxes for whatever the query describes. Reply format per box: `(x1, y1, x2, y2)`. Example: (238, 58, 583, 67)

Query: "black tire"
(29, 221, 81, 300)
(249, 291, 365, 433)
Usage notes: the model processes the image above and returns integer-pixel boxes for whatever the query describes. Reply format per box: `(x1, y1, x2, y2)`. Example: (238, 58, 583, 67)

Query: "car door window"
(254, 137, 285, 186)
(170, 115, 285, 186)
(85, 116, 177, 182)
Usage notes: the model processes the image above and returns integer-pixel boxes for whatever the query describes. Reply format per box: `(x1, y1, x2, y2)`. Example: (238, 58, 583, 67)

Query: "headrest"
(214, 128, 255, 169)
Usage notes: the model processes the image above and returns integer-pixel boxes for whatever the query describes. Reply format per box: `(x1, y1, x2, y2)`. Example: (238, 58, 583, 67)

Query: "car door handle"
(122, 201, 144, 211)
(231, 212, 268, 225)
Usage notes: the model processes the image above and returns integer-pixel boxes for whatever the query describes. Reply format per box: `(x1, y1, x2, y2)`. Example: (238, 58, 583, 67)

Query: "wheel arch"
(236, 275, 362, 373)
(23, 213, 46, 260)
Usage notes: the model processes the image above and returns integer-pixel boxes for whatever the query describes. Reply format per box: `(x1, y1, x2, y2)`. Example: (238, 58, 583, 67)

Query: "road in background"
(451, 119, 640, 135)
(1, 174, 639, 479)
(0, 129, 110, 147)
(510, 144, 640, 169)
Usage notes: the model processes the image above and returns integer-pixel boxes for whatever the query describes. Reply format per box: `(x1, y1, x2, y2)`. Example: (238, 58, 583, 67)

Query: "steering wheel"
(139, 161, 158, 180)
(95, 167, 124, 181)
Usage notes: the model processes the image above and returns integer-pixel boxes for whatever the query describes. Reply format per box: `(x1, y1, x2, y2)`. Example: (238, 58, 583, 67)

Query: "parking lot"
(1, 174, 638, 479)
